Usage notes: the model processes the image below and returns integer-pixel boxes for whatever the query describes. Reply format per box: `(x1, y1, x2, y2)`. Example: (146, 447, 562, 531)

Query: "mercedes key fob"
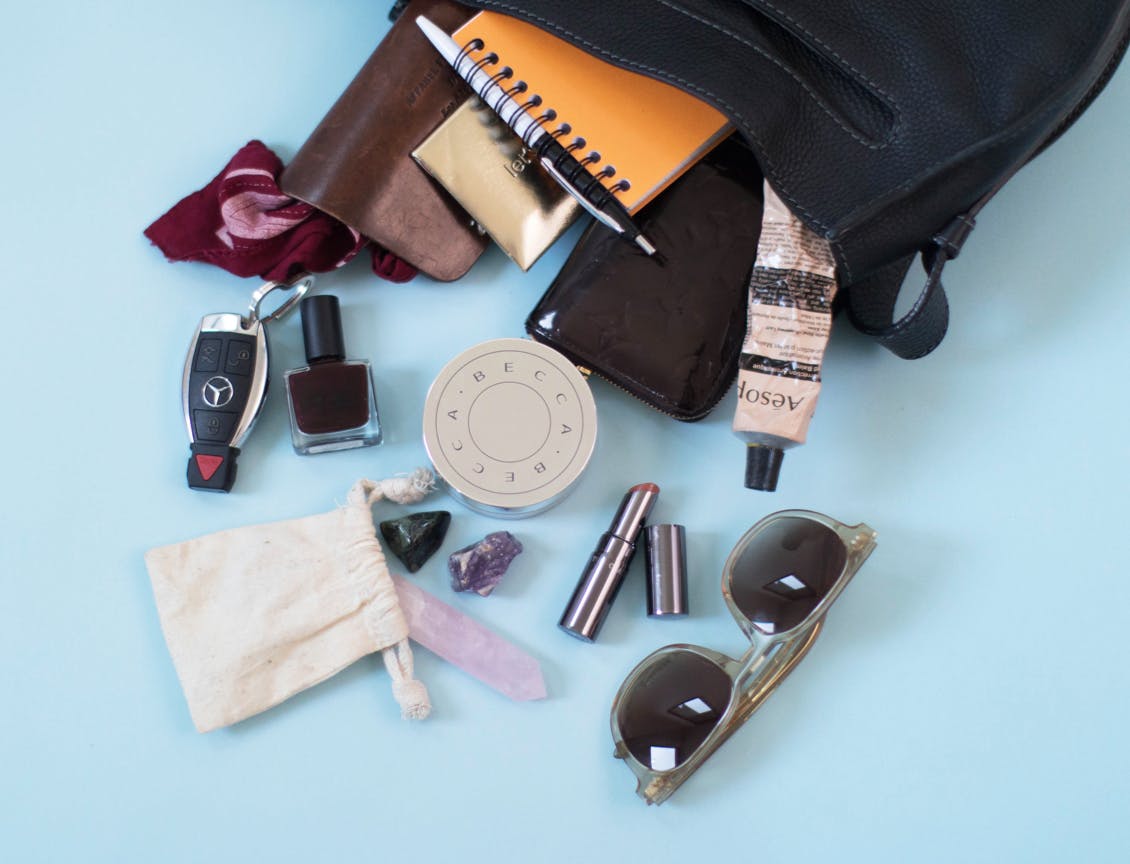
(182, 276, 312, 492)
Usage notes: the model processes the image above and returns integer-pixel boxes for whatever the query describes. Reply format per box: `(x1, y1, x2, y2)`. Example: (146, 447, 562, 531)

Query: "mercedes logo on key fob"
(201, 376, 235, 408)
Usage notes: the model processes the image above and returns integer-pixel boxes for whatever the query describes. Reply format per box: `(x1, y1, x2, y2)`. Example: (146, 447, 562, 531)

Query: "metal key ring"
(246, 273, 314, 325)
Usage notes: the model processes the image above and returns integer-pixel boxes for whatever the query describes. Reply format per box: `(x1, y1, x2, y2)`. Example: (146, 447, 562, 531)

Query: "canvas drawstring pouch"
(145, 469, 435, 732)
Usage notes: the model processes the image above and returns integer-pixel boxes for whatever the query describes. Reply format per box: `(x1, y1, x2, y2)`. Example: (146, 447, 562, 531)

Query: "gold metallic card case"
(412, 97, 581, 271)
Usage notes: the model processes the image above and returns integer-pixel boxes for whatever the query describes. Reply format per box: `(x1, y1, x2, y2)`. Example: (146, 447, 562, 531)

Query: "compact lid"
(422, 338, 598, 518)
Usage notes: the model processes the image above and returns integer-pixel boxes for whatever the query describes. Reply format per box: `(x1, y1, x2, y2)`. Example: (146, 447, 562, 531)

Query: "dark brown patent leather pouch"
(280, 0, 488, 281)
(525, 137, 763, 421)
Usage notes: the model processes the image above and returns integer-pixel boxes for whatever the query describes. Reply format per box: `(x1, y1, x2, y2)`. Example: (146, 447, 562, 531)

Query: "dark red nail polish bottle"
(284, 294, 383, 454)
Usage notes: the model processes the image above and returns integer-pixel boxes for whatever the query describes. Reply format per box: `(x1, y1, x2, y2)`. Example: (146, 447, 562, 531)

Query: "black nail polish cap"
(300, 294, 346, 363)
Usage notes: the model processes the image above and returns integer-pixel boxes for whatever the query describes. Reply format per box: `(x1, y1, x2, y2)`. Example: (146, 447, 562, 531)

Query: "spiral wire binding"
(481, 65, 514, 97)
(582, 165, 617, 197)
(454, 37, 485, 72)
(457, 35, 632, 204)
(469, 51, 500, 80)
(495, 80, 528, 115)
(523, 109, 559, 146)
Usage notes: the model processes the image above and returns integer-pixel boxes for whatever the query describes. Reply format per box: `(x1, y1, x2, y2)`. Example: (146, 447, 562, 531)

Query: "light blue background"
(2, 3, 1128, 861)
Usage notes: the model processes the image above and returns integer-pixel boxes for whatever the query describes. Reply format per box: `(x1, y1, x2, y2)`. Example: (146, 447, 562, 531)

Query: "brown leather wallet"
(281, 0, 489, 281)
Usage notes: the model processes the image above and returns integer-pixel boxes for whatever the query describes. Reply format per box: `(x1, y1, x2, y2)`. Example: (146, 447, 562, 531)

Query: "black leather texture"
(470, 0, 1130, 355)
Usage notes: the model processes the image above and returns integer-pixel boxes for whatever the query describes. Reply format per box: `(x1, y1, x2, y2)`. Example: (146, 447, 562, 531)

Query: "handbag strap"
(845, 213, 975, 359)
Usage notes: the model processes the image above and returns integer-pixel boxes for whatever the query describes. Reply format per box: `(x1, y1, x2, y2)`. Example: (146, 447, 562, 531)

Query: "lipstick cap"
(645, 524, 689, 617)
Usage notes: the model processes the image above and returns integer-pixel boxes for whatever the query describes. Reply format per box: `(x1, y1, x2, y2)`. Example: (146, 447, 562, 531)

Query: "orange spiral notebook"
(452, 12, 733, 213)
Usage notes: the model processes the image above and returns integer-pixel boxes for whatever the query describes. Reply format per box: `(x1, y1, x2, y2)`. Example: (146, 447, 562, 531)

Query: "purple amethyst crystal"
(448, 531, 524, 596)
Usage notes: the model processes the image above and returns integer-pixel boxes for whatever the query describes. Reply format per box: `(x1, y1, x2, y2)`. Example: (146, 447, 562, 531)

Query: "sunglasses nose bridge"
(731, 618, 825, 721)
(732, 633, 782, 685)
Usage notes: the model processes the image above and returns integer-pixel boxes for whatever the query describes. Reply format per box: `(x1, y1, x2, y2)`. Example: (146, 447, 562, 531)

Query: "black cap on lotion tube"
(559, 483, 660, 642)
(745, 444, 784, 492)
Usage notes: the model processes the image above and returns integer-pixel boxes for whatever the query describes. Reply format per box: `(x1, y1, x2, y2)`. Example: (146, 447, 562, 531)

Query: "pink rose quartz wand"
(393, 575, 547, 702)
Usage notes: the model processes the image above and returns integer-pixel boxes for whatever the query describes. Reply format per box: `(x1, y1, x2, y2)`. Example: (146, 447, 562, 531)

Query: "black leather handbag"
(459, 0, 1130, 357)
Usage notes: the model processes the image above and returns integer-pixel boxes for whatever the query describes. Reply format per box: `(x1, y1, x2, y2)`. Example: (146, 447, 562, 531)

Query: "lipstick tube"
(559, 483, 660, 642)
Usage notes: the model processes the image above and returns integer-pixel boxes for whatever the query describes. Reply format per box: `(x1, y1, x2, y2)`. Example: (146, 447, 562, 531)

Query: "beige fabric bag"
(146, 470, 434, 732)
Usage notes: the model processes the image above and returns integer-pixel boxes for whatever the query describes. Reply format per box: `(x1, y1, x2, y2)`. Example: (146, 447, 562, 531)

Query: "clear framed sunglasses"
(610, 510, 877, 805)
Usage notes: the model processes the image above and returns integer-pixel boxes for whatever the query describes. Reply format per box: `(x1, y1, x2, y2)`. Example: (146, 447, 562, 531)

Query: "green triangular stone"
(379, 511, 452, 573)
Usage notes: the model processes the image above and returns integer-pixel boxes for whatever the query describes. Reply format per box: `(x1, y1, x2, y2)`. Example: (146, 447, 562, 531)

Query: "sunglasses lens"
(618, 651, 733, 771)
(728, 516, 846, 634)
